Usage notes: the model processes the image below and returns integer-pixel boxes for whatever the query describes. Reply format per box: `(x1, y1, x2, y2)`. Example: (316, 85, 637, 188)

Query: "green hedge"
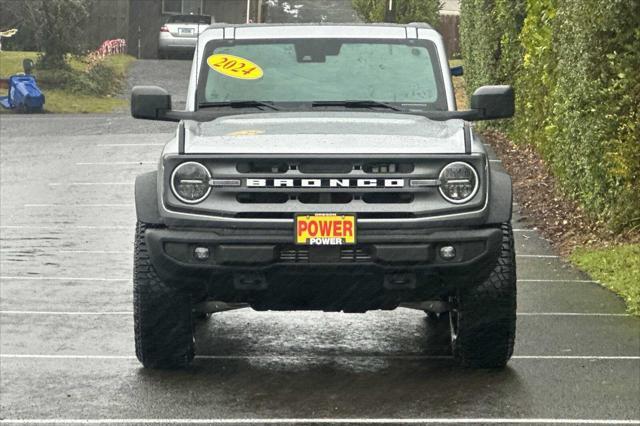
(460, 0, 526, 132)
(460, 0, 640, 231)
(352, 0, 440, 25)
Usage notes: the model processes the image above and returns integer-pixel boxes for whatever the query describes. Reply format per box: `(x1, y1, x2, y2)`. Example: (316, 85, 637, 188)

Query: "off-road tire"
(449, 222, 517, 368)
(133, 221, 194, 369)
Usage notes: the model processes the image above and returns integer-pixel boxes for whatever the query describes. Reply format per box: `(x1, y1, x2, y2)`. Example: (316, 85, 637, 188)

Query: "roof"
(205, 22, 434, 30)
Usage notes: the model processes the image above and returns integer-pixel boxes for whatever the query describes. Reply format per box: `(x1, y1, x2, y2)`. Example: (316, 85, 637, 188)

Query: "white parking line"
(48, 182, 134, 186)
(59, 250, 131, 254)
(516, 313, 630, 317)
(0, 418, 638, 425)
(511, 356, 640, 360)
(0, 311, 630, 317)
(0, 225, 130, 230)
(98, 143, 165, 147)
(0, 311, 132, 315)
(76, 161, 155, 165)
(0, 276, 129, 282)
(519, 279, 598, 283)
(0, 419, 639, 425)
(1, 354, 638, 361)
(517, 254, 560, 258)
(24, 204, 133, 208)
(513, 229, 536, 232)
(1, 354, 135, 360)
(0, 250, 130, 255)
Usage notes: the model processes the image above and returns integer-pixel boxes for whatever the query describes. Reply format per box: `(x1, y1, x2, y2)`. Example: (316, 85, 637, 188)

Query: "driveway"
(123, 58, 192, 109)
(0, 59, 638, 425)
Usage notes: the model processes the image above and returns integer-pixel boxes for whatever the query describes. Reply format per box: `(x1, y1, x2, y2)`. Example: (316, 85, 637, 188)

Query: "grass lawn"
(571, 244, 640, 315)
(0, 51, 135, 113)
(42, 90, 129, 113)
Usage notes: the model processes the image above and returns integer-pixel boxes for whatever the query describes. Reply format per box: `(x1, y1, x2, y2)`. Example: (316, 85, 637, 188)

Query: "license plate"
(295, 214, 356, 245)
(179, 28, 194, 34)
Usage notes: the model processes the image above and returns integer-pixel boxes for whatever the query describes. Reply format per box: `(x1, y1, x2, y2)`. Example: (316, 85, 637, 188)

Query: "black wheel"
(449, 222, 517, 368)
(133, 221, 194, 369)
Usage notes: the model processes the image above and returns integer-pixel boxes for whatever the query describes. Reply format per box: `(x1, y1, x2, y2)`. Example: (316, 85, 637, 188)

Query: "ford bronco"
(131, 23, 516, 369)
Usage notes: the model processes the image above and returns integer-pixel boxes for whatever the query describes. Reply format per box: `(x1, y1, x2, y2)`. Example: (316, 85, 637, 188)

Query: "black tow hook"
(384, 272, 417, 290)
(234, 273, 267, 290)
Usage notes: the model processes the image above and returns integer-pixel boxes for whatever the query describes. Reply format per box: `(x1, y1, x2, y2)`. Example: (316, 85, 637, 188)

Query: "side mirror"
(131, 86, 172, 120)
(470, 85, 514, 120)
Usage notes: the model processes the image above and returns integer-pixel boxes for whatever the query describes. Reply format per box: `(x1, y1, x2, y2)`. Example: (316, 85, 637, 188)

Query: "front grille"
(237, 193, 289, 204)
(280, 247, 309, 262)
(163, 154, 487, 220)
(236, 192, 411, 204)
(236, 161, 414, 175)
(362, 162, 414, 174)
(279, 246, 373, 263)
(236, 161, 289, 173)
(362, 193, 414, 204)
(298, 193, 353, 204)
(340, 247, 373, 262)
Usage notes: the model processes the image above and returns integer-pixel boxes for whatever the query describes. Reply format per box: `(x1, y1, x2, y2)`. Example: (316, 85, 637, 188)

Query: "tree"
(18, 0, 93, 68)
(352, 0, 442, 25)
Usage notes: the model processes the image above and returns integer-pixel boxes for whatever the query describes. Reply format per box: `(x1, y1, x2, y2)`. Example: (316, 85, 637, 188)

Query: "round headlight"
(171, 162, 211, 204)
(438, 162, 479, 204)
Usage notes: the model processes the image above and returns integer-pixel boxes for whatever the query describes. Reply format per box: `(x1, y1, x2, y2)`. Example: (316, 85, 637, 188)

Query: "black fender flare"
(135, 171, 163, 225)
(486, 168, 512, 225)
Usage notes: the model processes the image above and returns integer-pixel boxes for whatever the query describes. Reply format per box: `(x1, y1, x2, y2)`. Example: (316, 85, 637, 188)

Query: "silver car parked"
(158, 14, 212, 59)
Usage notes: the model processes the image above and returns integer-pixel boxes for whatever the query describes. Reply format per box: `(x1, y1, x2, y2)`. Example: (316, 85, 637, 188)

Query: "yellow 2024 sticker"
(207, 54, 263, 80)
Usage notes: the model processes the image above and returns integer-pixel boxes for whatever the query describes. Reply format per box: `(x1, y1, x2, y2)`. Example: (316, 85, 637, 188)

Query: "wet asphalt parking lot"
(0, 59, 639, 425)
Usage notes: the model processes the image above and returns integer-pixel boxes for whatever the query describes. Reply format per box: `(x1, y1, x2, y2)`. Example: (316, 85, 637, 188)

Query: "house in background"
(78, 0, 458, 59)
(128, 0, 248, 58)
(125, 0, 360, 58)
(439, 0, 461, 58)
(441, 0, 460, 16)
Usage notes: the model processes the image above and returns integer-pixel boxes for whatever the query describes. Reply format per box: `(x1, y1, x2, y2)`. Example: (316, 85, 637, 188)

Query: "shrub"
(512, 0, 556, 155)
(546, 0, 640, 230)
(35, 57, 125, 97)
(352, 0, 440, 25)
(459, 0, 525, 131)
(459, 0, 526, 94)
(460, 0, 640, 231)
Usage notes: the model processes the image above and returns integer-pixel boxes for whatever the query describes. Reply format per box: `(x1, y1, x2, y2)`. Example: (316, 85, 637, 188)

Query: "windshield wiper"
(198, 101, 280, 111)
(312, 100, 402, 111)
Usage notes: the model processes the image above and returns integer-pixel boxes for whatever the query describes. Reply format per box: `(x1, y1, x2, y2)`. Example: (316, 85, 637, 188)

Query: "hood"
(184, 112, 466, 155)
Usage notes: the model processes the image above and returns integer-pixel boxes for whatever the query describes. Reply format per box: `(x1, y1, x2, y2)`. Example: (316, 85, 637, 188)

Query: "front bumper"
(145, 226, 502, 281)
(158, 35, 197, 51)
(144, 226, 503, 311)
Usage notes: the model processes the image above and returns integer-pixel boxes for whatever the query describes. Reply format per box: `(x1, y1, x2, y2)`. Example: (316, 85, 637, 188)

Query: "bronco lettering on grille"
(246, 178, 405, 188)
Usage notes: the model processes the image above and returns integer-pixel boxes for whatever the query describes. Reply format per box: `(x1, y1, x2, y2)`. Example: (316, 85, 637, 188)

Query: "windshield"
(198, 39, 447, 110)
